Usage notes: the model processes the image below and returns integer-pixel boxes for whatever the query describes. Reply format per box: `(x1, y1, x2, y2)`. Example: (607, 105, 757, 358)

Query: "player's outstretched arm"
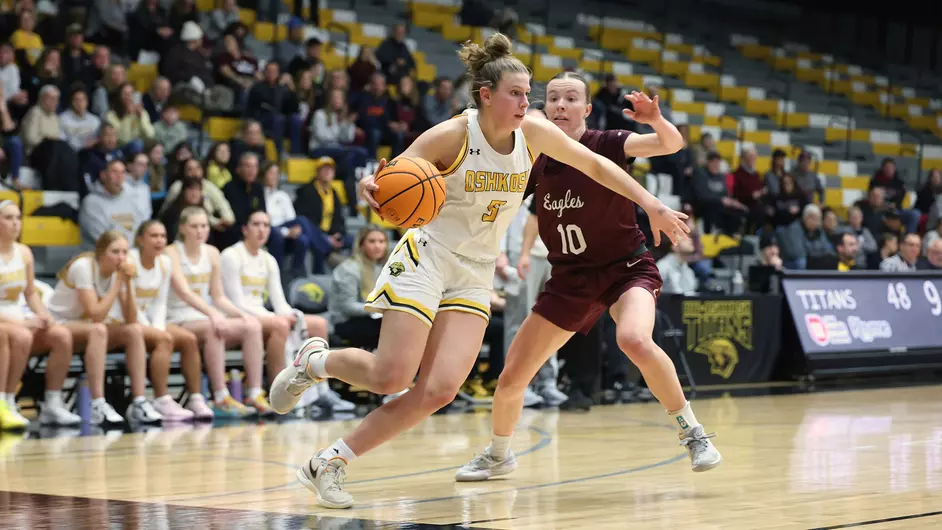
(621, 91, 684, 158)
(523, 115, 689, 246)
(357, 116, 468, 211)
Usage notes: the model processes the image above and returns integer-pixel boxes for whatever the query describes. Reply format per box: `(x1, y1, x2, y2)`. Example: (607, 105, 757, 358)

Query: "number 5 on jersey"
(482, 200, 507, 223)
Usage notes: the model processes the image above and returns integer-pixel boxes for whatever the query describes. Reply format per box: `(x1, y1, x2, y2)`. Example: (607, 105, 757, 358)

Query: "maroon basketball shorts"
(532, 252, 662, 334)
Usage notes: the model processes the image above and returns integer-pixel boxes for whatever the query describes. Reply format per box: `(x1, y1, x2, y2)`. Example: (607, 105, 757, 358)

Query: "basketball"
(373, 156, 446, 228)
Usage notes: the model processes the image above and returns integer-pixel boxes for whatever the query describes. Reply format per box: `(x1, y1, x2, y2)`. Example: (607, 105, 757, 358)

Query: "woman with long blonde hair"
(0, 201, 77, 429)
(328, 226, 389, 348)
(164, 207, 264, 418)
(45, 230, 157, 425)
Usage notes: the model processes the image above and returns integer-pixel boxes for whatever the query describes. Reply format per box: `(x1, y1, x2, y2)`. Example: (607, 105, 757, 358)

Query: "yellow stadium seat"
(771, 57, 797, 74)
(660, 61, 690, 77)
(717, 86, 749, 104)
(195, 0, 214, 11)
(254, 22, 287, 43)
(742, 131, 773, 145)
(701, 234, 740, 258)
(907, 115, 941, 131)
(206, 117, 242, 142)
(922, 158, 942, 171)
(872, 143, 919, 157)
(626, 47, 658, 64)
(440, 22, 473, 42)
(744, 99, 780, 118)
(321, 52, 347, 71)
(0, 190, 17, 207)
(265, 139, 278, 161)
(664, 42, 694, 56)
(701, 55, 722, 68)
(738, 43, 774, 60)
(178, 105, 202, 124)
(840, 176, 870, 191)
(330, 179, 349, 205)
(776, 112, 809, 129)
(824, 189, 844, 208)
(672, 101, 706, 116)
(21, 217, 81, 247)
(284, 158, 318, 184)
(682, 72, 719, 89)
(376, 145, 392, 162)
(416, 62, 437, 83)
(547, 45, 581, 61)
(239, 8, 257, 26)
(716, 140, 738, 160)
(20, 190, 43, 215)
(127, 63, 158, 93)
(796, 68, 826, 85)
(578, 58, 602, 72)
(702, 116, 740, 131)
(411, 1, 460, 14)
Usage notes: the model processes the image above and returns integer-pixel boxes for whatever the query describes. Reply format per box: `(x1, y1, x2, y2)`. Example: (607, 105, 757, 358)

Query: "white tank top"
(129, 249, 171, 326)
(46, 256, 121, 322)
(421, 109, 534, 261)
(0, 244, 27, 319)
(231, 241, 271, 309)
(167, 242, 212, 314)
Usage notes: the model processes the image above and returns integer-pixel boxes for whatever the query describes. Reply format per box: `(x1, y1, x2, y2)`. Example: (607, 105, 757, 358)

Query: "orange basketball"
(373, 156, 446, 228)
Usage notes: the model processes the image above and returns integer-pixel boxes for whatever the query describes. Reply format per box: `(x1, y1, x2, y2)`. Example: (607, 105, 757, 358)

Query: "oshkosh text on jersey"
(543, 190, 585, 218)
(464, 170, 529, 193)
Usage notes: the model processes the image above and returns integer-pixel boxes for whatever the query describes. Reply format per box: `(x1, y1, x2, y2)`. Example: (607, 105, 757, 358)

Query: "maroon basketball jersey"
(529, 128, 647, 267)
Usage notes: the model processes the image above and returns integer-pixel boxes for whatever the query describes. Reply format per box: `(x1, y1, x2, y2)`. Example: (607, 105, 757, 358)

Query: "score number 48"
(887, 281, 942, 315)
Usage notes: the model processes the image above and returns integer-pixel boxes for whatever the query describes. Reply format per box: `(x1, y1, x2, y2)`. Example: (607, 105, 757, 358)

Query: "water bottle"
(228, 369, 243, 403)
(732, 270, 745, 295)
(76, 374, 91, 423)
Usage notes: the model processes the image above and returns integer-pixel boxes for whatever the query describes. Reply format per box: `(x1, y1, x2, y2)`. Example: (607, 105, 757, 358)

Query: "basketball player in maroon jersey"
(456, 72, 721, 481)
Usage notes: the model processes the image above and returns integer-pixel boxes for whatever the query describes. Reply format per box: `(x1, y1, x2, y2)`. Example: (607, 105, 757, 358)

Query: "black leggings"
(334, 316, 382, 350)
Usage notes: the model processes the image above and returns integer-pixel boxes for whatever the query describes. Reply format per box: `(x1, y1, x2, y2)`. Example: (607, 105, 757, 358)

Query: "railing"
(826, 99, 855, 161)
(765, 73, 792, 130)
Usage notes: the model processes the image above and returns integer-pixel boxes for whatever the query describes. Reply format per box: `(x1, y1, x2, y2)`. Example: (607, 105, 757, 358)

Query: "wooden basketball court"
(1, 384, 941, 529)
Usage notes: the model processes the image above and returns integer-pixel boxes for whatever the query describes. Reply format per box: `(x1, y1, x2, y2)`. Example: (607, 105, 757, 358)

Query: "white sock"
(308, 351, 330, 379)
(320, 439, 357, 466)
(213, 388, 231, 404)
(667, 401, 699, 434)
(488, 433, 512, 460)
(247, 387, 263, 401)
(132, 395, 147, 405)
(45, 390, 63, 407)
(0, 392, 6, 403)
(92, 397, 106, 407)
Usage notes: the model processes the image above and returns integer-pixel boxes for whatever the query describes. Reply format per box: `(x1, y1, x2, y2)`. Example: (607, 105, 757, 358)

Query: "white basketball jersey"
(0, 244, 27, 319)
(128, 248, 170, 324)
(422, 109, 534, 262)
(167, 242, 212, 314)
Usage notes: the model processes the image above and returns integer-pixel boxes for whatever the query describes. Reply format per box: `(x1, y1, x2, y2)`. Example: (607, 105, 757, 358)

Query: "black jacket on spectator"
(228, 139, 267, 174)
(129, 2, 172, 57)
(869, 173, 907, 208)
(62, 48, 92, 89)
(854, 199, 888, 238)
(375, 37, 415, 83)
(691, 167, 729, 207)
(142, 93, 167, 124)
(294, 182, 347, 235)
(220, 177, 266, 249)
(160, 43, 213, 87)
(245, 81, 299, 120)
(767, 189, 809, 227)
(81, 145, 126, 187)
(593, 87, 634, 132)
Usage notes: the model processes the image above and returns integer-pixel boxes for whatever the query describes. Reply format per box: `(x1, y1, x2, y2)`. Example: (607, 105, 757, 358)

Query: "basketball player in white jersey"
(165, 207, 264, 419)
(46, 231, 155, 425)
(221, 210, 328, 414)
(268, 33, 689, 508)
(0, 201, 79, 428)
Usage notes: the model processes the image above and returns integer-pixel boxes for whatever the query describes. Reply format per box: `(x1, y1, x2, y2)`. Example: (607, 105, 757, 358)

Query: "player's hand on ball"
(517, 253, 531, 280)
(359, 159, 384, 212)
(622, 91, 661, 124)
(648, 204, 689, 247)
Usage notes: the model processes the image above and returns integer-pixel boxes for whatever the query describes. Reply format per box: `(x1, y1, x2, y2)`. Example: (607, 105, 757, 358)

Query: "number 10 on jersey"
(557, 224, 587, 255)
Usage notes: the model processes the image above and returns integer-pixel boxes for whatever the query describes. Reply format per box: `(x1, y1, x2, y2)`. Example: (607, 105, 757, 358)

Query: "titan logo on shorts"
(388, 262, 405, 277)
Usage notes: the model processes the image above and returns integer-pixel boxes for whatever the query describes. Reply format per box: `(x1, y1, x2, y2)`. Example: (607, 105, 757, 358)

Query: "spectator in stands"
(142, 76, 171, 124)
(0, 42, 28, 120)
(310, 87, 369, 203)
(329, 225, 388, 349)
(222, 152, 265, 247)
(870, 157, 918, 233)
(376, 23, 415, 85)
(105, 82, 155, 154)
(215, 34, 259, 104)
(166, 141, 193, 183)
(79, 159, 150, 248)
(10, 10, 41, 66)
(87, 0, 128, 55)
(925, 218, 941, 253)
(60, 88, 101, 152)
(21, 84, 61, 155)
(274, 17, 306, 68)
(295, 68, 319, 138)
(732, 146, 764, 229)
(159, 176, 202, 240)
(881, 209, 905, 239)
(846, 205, 877, 268)
(777, 204, 835, 269)
(205, 142, 232, 189)
(161, 22, 231, 111)
(692, 151, 748, 234)
(82, 123, 126, 184)
(45, 230, 157, 425)
(161, 157, 234, 237)
(356, 72, 397, 159)
(0, 83, 20, 188)
(918, 239, 942, 270)
(262, 161, 315, 274)
(764, 149, 787, 195)
(869, 232, 899, 270)
(207, 0, 241, 42)
(390, 75, 425, 148)
(833, 232, 861, 271)
(129, 0, 174, 58)
(228, 119, 266, 173)
(0, 201, 80, 428)
(125, 152, 150, 196)
(855, 186, 889, 237)
(423, 77, 456, 127)
(656, 238, 699, 295)
(23, 48, 63, 105)
(146, 141, 167, 196)
(347, 46, 378, 93)
(880, 232, 920, 272)
(62, 24, 91, 92)
(220, 210, 329, 410)
(821, 206, 841, 241)
(916, 168, 941, 227)
(287, 36, 323, 79)
(246, 61, 301, 156)
(758, 237, 784, 270)
(164, 206, 262, 418)
(659, 124, 695, 204)
(168, 0, 199, 38)
(792, 150, 823, 204)
(91, 63, 127, 117)
(293, 156, 350, 274)
(592, 74, 631, 132)
(86, 46, 111, 92)
(690, 131, 715, 168)
(153, 105, 187, 152)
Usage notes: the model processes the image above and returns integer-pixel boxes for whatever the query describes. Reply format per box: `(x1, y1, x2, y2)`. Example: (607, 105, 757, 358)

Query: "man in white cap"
(159, 21, 233, 111)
